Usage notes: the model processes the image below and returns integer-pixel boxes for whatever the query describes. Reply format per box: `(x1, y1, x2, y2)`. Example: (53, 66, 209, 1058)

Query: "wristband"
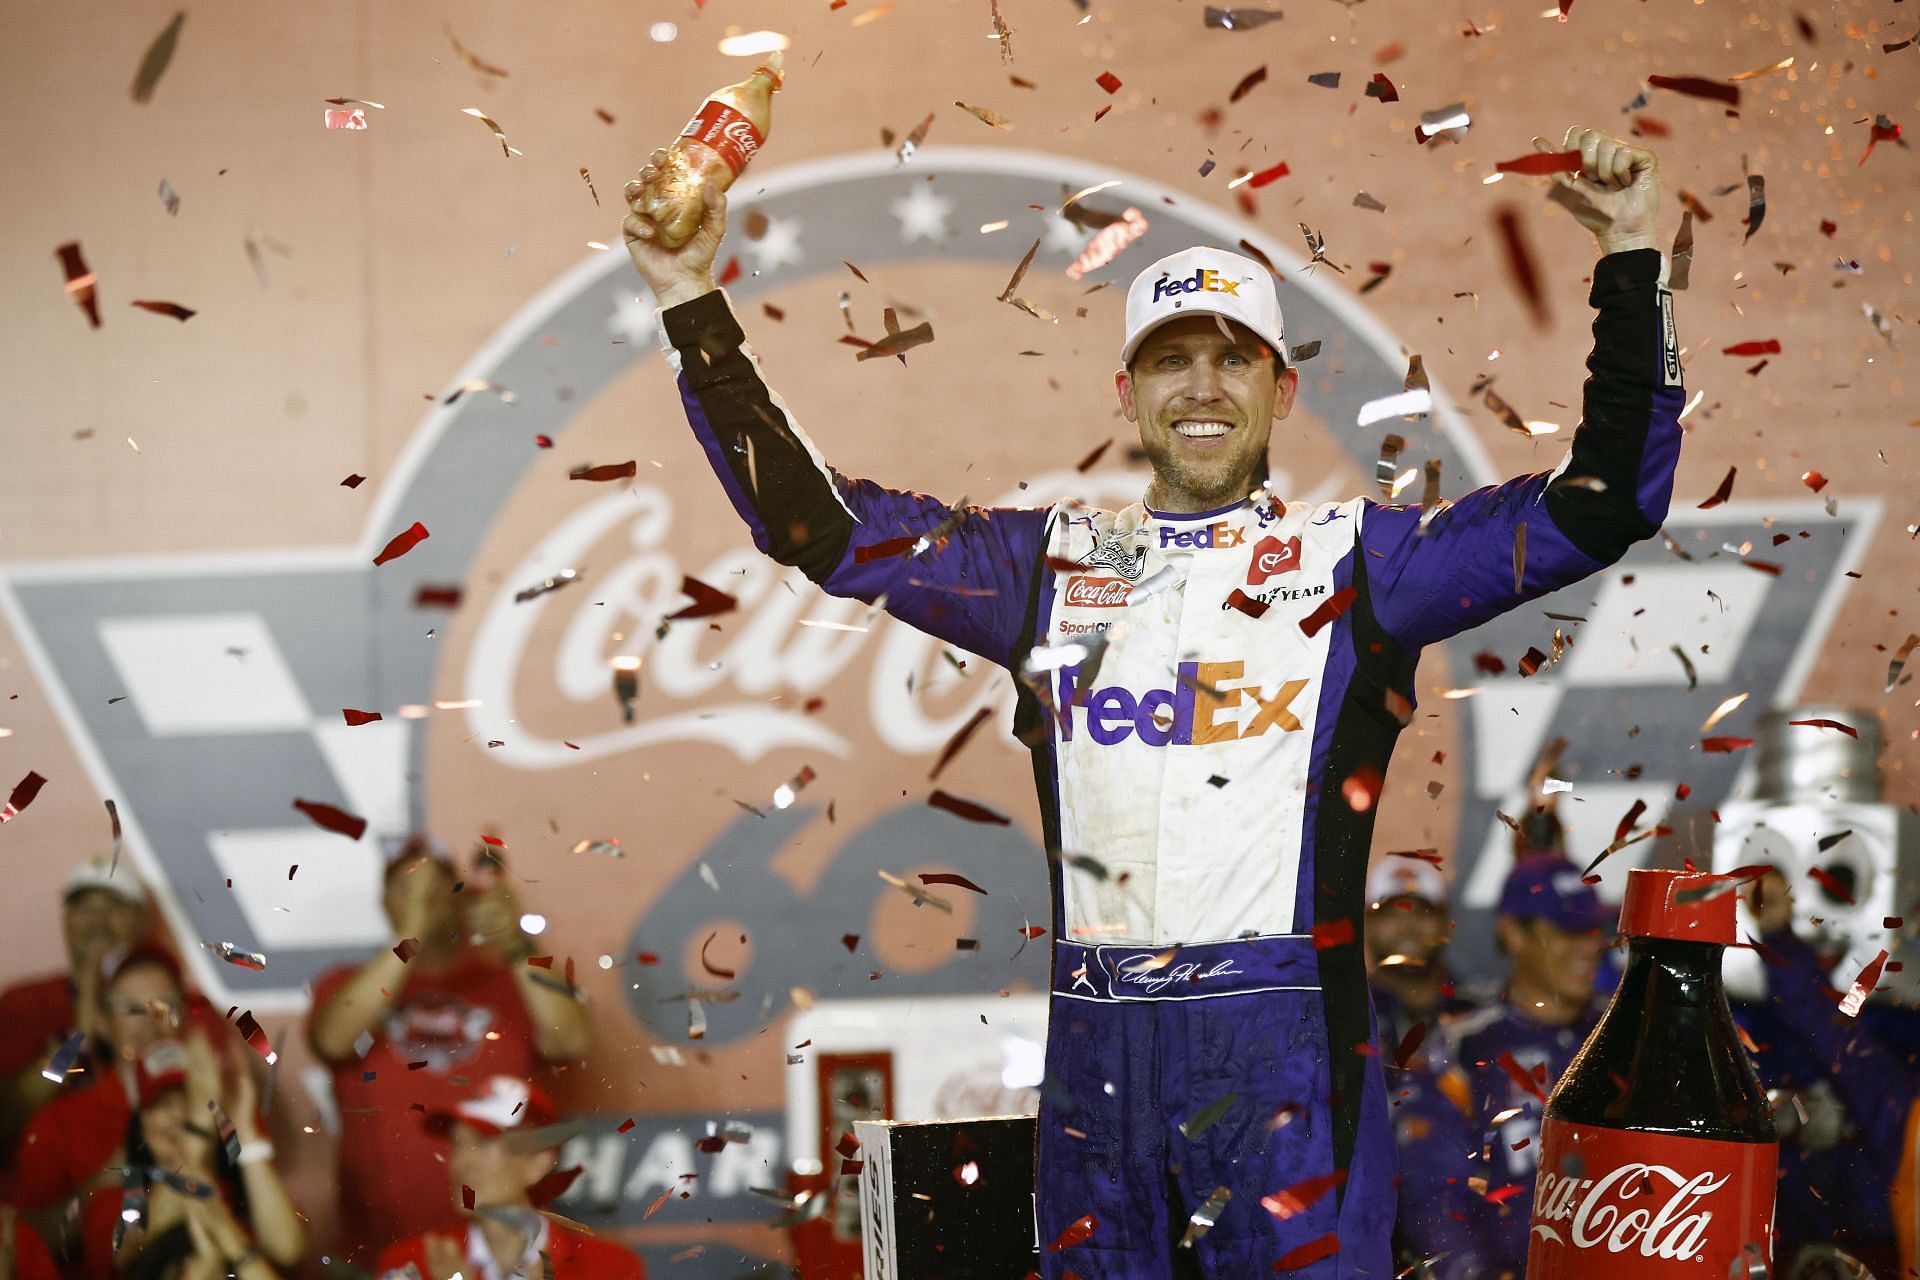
(236, 1141, 275, 1166)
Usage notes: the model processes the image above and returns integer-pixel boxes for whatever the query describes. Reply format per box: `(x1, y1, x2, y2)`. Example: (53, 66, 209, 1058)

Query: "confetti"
(1670, 645, 1699, 689)
(1096, 71, 1122, 94)
(1838, 950, 1889, 1018)
(461, 107, 522, 158)
(1789, 717, 1860, 738)
(1356, 390, 1431, 427)
(1352, 191, 1386, 213)
(929, 790, 1012, 826)
(132, 12, 186, 103)
(879, 869, 953, 913)
(1860, 115, 1903, 166)
(1512, 522, 1528, 594)
(1728, 56, 1795, 81)
(1414, 103, 1471, 144)
(991, 0, 1014, 61)
(293, 798, 367, 840)
(232, 1011, 277, 1065)
(40, 1031, 87, 1084)
(1373, 434, 1405, 499)
(324, 108, 367, 131)
(1697, 466, 1737, 508)
(1392, 1022, 1429, 1069)
(513, 569, 579, 603)
(1066, 207, 1150, 280)
(1722, 340, 1780, 357)
(445, 22, 510, 77)
(372, 521, 429, 566)
(921, 871, 989, 895)
(1180, 1186, 1233, 1246)
(1646, 74, 1740, 106)
(930, 707, 994, 780)
(342, 709, 383, 727)
(699, 932, 738, 981)
(1229, 65, 1269, 103)
(441, 378, 519, 407)
(855, 308, 937, 360)
(569, 460, 638, 483)
(579, 167, 599, 206)
(1204, 7, 1285, 29)
(1498, 1050, 1548, 1101)
(572, 838, 624, 857)
(1365, 73, 1399, 103)
(955, 101, 1013, 130)
(1701, 693, 1749, 734)
(55, 242, 100, 328)
(105, 798, 123, 873)
(1495, 150, 1583, 175)
(1744, 173, 1766, 242)
(1301, 588, 1358, 638)
(1885, 636, 1918, 691)
(157, 179, 180, 215)
(1669, 208, 1696, 290)
(204, 941, 267, 971)
(1701, 737, 1755, 754)
(1307, 72, 1341, 89)
(1807, 865, 1856, 904)
(1262, 1170, 1347, 1221)
(1, 772, 49, 824)
(895, 112, 936, 162)
(1495, 207, 1547, 326)
(771, 766, 816, 810)
(1313, 919, 1355, 949)
(1048, 1215, 1099, 1253)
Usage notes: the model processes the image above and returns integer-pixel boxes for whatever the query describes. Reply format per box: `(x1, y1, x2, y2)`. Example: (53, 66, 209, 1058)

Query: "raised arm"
(625, 161, 1049, 667)
(1363, 128, 1682, 651)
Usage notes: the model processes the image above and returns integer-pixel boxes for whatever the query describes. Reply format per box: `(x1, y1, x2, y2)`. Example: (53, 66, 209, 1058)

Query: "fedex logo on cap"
(1151, 268, 1244, 304)
(1160, 521, 1245, 550)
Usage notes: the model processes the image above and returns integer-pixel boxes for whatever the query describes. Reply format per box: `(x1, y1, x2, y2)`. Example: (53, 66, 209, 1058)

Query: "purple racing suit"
(659, 248, 1683, 1278)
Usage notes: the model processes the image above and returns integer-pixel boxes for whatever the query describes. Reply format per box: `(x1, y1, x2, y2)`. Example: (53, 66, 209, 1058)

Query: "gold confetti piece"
(877, 868, 954, 913)
(851, 0, 895, 26)
(1181, 1187, 1233, 1247)
(324, 96, 386, 110)
(443, 378, 519, 406)
(1728, 56, 1794, 81)
(461, 107, 522, 158)
(1701, 692, 1749, 733)
(55, 242, 100, 328)
(130, 299, 195, 322)
(955, 101, 1013, 130)
(1416, 460, 1446, 534)
(895, 111, 936, 162)
(132, 12, 186, 104)
(1888, 634, 1919, 692)
(1374, 435, 1404, 500)
(580, 167, 598, 206)
(1670, 644, 1699, 690)
(990, 0, 1014, 62)
(445, 22, 509, 77)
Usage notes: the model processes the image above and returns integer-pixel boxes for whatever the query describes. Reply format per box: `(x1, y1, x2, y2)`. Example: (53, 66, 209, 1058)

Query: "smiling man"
(627, 126, 1681, 1278)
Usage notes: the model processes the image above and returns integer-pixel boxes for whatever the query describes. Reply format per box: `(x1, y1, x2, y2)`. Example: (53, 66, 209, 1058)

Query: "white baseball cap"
(1121, 247, 1286, 368)
(1365, 857, 1449, 909)
(65, 855, 146, 908)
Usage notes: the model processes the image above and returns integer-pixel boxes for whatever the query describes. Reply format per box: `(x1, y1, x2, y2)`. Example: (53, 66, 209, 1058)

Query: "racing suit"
(659, 248, 1682, 1278)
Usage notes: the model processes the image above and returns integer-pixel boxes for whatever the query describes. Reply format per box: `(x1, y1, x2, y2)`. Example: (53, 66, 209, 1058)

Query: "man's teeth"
(1174, 420, 1231, 438)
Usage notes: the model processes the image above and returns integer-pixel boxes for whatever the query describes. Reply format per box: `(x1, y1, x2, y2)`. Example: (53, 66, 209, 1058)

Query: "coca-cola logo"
(1533, 1163, 1730, 1261)
(1245, 534, 1301, 585)
(720, 116, 761, 159)
(1062, 575, 1131, 608)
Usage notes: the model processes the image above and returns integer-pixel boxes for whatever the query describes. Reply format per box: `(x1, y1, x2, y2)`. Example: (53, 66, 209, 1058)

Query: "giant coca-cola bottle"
(1526, 868, 1777, 1277)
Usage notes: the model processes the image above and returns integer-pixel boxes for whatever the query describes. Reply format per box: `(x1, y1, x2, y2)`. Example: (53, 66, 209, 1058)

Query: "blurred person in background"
(0, 1205, 58, 1280)
(1415, 852, 1612, 1279)
(0, 857, 151, 1177)
(308, 836, 593, 1263)
(75, 1032, 303, 1280)
(1742, 869, 1905, 1276)
(11, 943, 223, 1253)
(1365, 856, 1467, 1054)
(373, 1076, 642, 1280)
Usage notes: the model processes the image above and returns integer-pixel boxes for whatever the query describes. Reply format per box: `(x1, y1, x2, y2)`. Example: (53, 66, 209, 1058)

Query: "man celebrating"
(626, 127, 1679, 1277)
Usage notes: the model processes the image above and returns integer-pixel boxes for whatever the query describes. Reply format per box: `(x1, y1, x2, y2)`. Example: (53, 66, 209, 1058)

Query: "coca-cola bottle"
(641, 53, 784, 249)
(1526, 868, 1777, 1277)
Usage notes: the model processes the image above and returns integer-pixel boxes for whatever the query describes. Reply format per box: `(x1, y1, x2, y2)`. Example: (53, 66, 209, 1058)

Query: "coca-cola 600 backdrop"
(1, 0, 1912, 1271)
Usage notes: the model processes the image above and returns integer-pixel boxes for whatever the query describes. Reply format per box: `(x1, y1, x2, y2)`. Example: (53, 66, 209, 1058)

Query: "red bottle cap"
(1617, 868, 1739, 944)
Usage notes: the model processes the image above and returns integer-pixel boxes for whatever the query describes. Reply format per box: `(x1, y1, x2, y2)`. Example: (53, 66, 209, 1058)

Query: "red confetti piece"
(853, 534, 919, 563)
(232, 1010, 277, 1064)
(1229, 65, 1268, 103)
(55, 242, 100, 328)
(526, 956, 553, 969)
(342, 708, 382, 726)
(414, 583, 462, 608)
(130, 299, 196, 322)
(835, 1131, 861, 1159)
(1020, 925, 1047, 939)
(1261, 1170, 1347, 1220)
(929, 789, 1012, 826)
(1392, 1022, 1428, 1069)
(1861, 115, 1902, 166)
(292, 798, 367, 840)
(1722, 339, 1781, 356)
(1095, 71, 1122, 94)
(1614, 798, 1648, 844)
(1495, 150, 1583, 175)
(717, 256, 742, 286)
(1365, 73, 1398, 102)
(1741, 559, 1783, 577)
(841, 934, 860, 952)
(1701, 737, 1755, 753)
(1839, 949, 1889, 1017)
(1498, 1050, 1548, 1101)
(1676, 782, 1693, 800)
(372, 521, 429, 566)
(1272, 1234, 1341, 1270)
(534, 434, 553, 448)
(921, 871, 990, 895)
(1248, 161, 1290, 188)
(1697, 466, 1737, 508)
(1806, 865, 1856, 904)
(1632, 115, 1672, 137)
(1225, 588, 1271, 619)
(340, 474, 366, 488)
(618, 1118, 635, 1133)
(1049, 1215, 1099, 1253)
(1495, 206, 1548, 327)
(635, 952, 660, 965)
(642, 1187, 673, 1219)
(1485, 1183, 1528, 1206)
(1312, 919, 1355, 950)
(1789, 717, 1859, 738)
(1235, 239, 1284, 278)
(1341, 765, 1382, 813)
(393, 937, 419, 963)
(1075, 439, 1113, 472)
(1802, 470, 1829, 492)
(0, 772, 49, 824)
(699, 931, 737, 980)
(666, 575, 739, 621)
(1299, 587, 1358, 637)
(1647, 73, 1741, 106)
(930, 707, 994, 781)
(1473, 651, 1506, 675)
(569, 460, 638, 483)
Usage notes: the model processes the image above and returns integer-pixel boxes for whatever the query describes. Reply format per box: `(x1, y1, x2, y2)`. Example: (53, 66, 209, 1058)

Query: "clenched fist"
(1535, 126, 1660, 257)
(624, 147, 729, 310)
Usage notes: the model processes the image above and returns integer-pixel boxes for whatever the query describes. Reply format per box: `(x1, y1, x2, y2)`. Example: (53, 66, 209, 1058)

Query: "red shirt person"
(308, 839, 593, 1262)
(0, 856, 150, 1179)
(375, 1077, 643, 1280)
